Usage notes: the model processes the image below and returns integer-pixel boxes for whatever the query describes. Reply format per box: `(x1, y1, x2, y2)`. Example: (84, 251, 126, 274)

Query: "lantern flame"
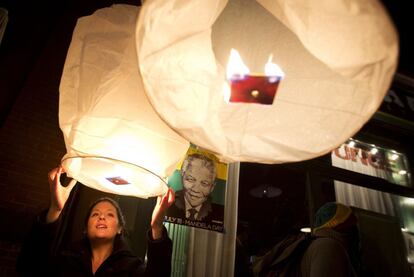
(265, 55, 285, 78)
(226, 49, 250, 80)
(225, 49, 284, 104)
(223, 82, 231, 103)
(226, 49, 285, 79)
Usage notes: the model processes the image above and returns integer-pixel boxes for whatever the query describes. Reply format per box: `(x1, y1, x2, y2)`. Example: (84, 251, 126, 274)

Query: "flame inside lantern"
(265, 55, 285, 81)
(225, 49, 285, 104)
(226, 49, 250, 80)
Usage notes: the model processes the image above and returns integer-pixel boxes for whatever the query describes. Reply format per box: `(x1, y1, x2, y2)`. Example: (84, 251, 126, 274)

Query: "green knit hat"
(313, 202, 356, 232)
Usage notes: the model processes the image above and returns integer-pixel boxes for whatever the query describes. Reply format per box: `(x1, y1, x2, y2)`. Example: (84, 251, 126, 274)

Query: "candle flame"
(224, 49, 284, 103)
(265, 55, 285, 78)
(227, 49, 285, 79)
(226, 49, 250, 80)
(223, 82, 231, 103)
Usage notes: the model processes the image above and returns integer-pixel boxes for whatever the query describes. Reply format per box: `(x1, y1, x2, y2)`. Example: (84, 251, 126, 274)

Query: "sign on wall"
(333, 139, 414, 264)
(332, 139, 411, 186)
(165, 144, 228, 233)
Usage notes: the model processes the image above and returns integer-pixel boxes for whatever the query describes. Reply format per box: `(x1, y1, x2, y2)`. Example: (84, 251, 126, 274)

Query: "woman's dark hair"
(84, 197, 126, 235)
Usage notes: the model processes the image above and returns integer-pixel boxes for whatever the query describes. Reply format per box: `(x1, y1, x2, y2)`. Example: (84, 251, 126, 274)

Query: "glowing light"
(390, 153, 399, 161)
(370, 147, 378, 155)
(225, 49, 285, 104)
(226, 48, 249, 80)
(399, 170, 407, 175)
(108, 164, 134, 181)
(227, 49, 285, 80)
(223, 82, 231, 103)
(300, 227, 311, 233)
(348, 140, 356, 147)
(402, 198, 414, 205)
(265, 54, 285, 78)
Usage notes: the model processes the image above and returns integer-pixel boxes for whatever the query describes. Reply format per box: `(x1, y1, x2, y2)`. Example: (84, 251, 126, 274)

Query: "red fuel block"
(229, 75, 282, 104)
(106, 176, 130, 185)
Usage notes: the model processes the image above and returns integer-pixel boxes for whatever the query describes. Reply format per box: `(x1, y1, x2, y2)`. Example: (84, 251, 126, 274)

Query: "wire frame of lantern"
(135, 0, 398, 164)
(59, 5, 189, 198)
(61, 156, 168, 197)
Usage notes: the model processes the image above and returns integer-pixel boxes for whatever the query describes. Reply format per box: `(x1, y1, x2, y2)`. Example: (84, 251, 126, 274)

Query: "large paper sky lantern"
(136, 0, 398, 163)
(59, 5, 189, 198)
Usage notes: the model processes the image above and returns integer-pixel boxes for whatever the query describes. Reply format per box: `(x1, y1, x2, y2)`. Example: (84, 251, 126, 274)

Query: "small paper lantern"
(59, 5, 189, 198)
(136, 0, 398, 163)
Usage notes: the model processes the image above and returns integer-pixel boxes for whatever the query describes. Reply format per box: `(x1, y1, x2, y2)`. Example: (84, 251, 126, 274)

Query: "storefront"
(294, 73, 413, 275)
(235, 73, 414, 276)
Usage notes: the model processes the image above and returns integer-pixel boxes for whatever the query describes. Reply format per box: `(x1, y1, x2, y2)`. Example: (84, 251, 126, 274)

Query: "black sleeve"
(144, 226, 173, 277)
(16, 210, 60, 277)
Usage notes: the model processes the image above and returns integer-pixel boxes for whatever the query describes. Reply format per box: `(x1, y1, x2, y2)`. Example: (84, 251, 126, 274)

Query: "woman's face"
(87, 201, 121, 241)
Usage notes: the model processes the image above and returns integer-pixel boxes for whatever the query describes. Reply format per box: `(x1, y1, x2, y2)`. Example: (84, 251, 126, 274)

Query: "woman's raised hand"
(46, 166, 77, 223)
(151, 188, 175, 240)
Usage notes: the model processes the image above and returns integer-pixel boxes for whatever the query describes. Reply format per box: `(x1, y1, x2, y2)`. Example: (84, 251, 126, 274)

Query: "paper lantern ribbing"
(59, 5, 189, 198)
(136, 0, 398, 163)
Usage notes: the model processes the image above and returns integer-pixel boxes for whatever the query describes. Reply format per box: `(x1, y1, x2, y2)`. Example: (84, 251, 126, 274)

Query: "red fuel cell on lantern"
(106, 176, 130, 185)
(229, 74, 282, 104)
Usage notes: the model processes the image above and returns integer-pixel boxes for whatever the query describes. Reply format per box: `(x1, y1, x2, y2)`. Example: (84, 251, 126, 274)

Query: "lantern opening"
(61, 156, 168, 198)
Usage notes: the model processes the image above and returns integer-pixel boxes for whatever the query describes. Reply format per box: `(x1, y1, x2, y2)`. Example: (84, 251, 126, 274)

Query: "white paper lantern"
(136, 0, 398, 163)
(59, 5, 189, 198)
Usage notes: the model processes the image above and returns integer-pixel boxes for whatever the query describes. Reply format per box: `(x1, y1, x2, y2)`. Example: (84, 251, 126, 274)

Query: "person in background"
(17, 166, 174, 276)
(300, 202, 360, 276)
(252, 202, 360, 277)
(167, 153, 224, 223)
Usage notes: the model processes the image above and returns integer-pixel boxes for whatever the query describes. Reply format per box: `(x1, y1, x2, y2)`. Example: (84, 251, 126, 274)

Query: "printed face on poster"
(165, 144, 228, 233)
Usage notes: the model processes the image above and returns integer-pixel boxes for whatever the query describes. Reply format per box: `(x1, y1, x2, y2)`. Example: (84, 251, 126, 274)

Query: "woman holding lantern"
(17, 166, 174, 276)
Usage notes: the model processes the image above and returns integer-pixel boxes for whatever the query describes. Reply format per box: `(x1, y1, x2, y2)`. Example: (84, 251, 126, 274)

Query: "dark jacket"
(17, 212, 172, 277)
(252, 228, 358, 277)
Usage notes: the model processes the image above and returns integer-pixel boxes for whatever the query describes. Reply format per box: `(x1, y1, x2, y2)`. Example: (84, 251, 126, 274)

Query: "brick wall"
(0, 22, 68, 277)
(0, 1, 137, 275)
